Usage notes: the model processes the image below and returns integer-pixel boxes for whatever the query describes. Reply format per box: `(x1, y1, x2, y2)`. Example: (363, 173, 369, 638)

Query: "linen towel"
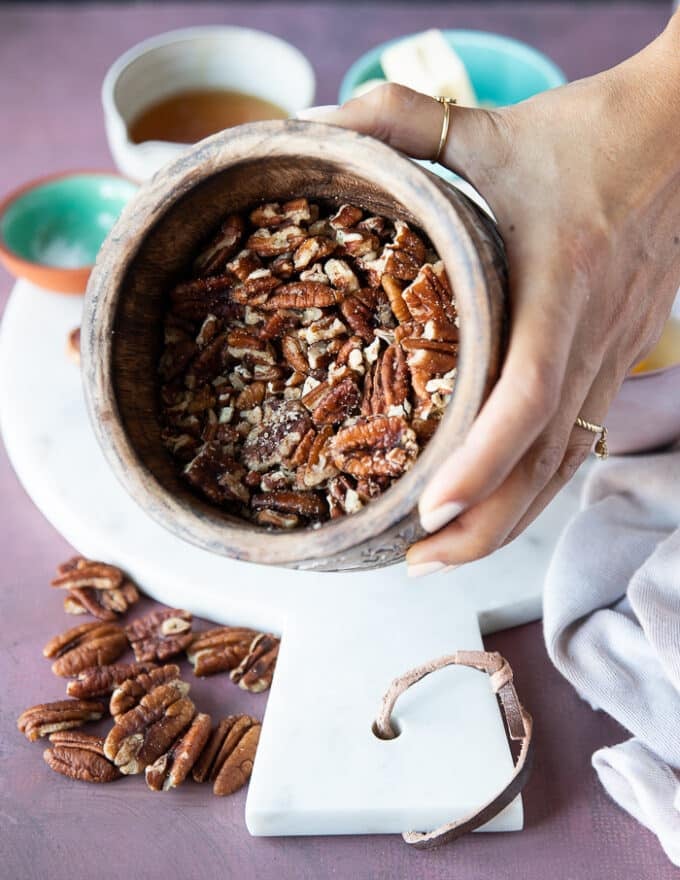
(543, 447, 680, 864)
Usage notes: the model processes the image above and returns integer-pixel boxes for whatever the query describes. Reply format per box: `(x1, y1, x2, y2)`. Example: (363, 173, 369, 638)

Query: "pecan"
(339, 295, 373, 341)
(311, 376, 361, 426)
(381, 344, 410, 409)
(259, 310, 300, 340)
(402, 337, 458, 374)
(169, 275, 235, 321)
(255, 509, 300, 528)
(336, 227, 380, 257)
(281, 334, 311, 375)
(382, 246, 421, 281)
(44, 622, 128, 677)
(269, 253, 295, 278)
(103, 681, 196, 774)
(146, 712, 212, 791)
(184, 442, 248, 505)
(53, 556, 140, 620)
(227, 248, 262, 281)
(235, 380, 266, 410)
(327, 474, 364, 518)
(159, 336, 197, 382)
(18, 699, 105, 741)
(230, 632, 280, 692)
(63, 582, 139, 620)
(293, 235, 337, 270)
(250, 198, 312, 229)
(259, 282, 337, 311)
(125, 609, 193, 663)
(330, 204, 363, 229)
(402, 263, 456, 324)
(194, 214, 245, 276)
(247, 224, 307, 257)
(66, 327, 81, 364)
(187, 627, 258, 676)
(192, 715, 261, 795)
(67, 661, 156, 699)
(332, 416, 418, 478)
(325, 258, 359, 293)
(242, 399, 313, 472)
(44, 731, 121, 784)
(299, 424, 338, 488)
(110, 664, 185, 717)
(381, 274, 411, 325)
(392, 220, 427, 263)
(251, 490, 326, 522)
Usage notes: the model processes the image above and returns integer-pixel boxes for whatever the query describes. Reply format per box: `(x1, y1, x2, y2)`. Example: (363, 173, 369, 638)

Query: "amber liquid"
(128, 89, 288, 144)
(631, 317, 680, 374)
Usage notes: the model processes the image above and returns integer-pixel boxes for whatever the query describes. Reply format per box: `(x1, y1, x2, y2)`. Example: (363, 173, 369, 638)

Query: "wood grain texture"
(82, 121, 508, 570)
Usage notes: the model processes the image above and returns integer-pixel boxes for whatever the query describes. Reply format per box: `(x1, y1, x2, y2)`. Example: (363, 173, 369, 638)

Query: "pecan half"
(259, 281, 338, 311)
(43, 622, 128, 678)
(145, 712, 212, 791)
(242, 399, 313, 472)
(187, 627, 259, 676)
(110, 664, 186, 717)
(311, 376, 361, 426)
(18, 699, 105, 741)
(54, 557, 140, 620)
(44, 731, 121, 784)
(251, 491, 326, 522)
(125, 609, 193, 663)
(194, 214, 245, 276)
(103, 681, 196, 774)
(230, 633, 280, 693)
(247, 225, 307, 257)
(192, 715, 261, 796)
(332, 416, 418, 478)
(66, 661, 156, 699)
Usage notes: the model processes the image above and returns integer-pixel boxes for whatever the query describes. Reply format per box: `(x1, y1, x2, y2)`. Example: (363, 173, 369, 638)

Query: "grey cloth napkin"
(543, 447, 680, 864)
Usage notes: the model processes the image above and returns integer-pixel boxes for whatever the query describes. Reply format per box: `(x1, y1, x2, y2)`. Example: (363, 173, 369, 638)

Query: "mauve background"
(0, 3, 676, 879)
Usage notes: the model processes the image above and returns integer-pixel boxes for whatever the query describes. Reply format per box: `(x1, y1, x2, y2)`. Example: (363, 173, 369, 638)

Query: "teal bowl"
(0, 171, 137, 293)
(339, 29, 567, 106)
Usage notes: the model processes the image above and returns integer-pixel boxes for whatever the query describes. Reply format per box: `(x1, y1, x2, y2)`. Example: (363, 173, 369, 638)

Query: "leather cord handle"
(374, 650, 534, 850)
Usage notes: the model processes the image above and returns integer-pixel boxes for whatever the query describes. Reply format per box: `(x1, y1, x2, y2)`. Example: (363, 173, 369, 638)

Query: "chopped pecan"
(43, 622, 128, 677)
(299, 424, 338, 488)
(332, 416, 418, 478)
(227, 248, 262, 281)
(242, 399, 313, 472)
(251, 490, 326, 522)
(330, 204, 363, 229)
(311, 376, 361, 426)
(250, 198, 312, 229)
(392, 220, 427, 263)
(103, 681, 196, 774)
(67, 661, 156, 699)
(382, 246, 421, 281)
(187, 627, 258, 676)
(18, 699, 105, 741)
(293, 235, 337, 270)
(230, 632, 280, 692)
(269, 253, 296, 278)
(381, 274, 411, 325)
(325, 258, 359, 293)
(125, 609, 193, 663)
(327, 474, 364, 518)
(336, 227, 380, 257)
(402, 337, 458, 374)
(169, 275, 234, 321)
(146, 712, 212, 791)
(194, 214, 245, 276)
(254, 509, 300, 528)
(339, 295, 373, 341)
(43, 731, 121, 784)
(247, 224, 307, 257)
(184, 442, 248, 505)
(192, 715, 261, 796)
(110, 664, 186, 717)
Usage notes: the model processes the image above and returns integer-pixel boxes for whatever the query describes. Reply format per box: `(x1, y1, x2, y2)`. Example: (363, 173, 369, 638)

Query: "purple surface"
(0, 3, 676, 879)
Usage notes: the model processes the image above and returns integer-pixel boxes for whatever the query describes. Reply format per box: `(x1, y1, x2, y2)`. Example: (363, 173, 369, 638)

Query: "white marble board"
(0, 281, 587, 838)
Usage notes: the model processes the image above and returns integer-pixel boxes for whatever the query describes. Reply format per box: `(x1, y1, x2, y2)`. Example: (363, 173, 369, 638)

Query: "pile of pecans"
(159, 198, 459, 529)
(17, 557, 279, 794)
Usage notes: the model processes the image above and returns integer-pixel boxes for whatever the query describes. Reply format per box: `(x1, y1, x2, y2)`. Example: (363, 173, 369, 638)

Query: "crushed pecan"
(192, 715, 261, 796)
(44, 731, 121, 784)
(18, 699, 105, 741)
(43, 621, 128, 677)
(125, 608, 193, 663)
(159, 200, 460, 528)
(145, 712, 212, 791)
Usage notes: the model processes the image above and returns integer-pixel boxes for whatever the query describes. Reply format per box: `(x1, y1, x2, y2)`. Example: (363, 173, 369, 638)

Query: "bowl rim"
(101, 25, 316, 141)
(82, 119, 497, 567)
(0, 169, 137, 273)
(338, 28, 568, 104)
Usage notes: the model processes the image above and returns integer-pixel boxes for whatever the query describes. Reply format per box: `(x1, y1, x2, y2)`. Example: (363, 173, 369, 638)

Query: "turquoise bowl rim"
(0, 170, 138, 268)
(339, 29, 567, 105)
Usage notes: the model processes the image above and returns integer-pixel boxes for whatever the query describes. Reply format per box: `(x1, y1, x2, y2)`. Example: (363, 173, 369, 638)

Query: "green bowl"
(339, 29, 567, 106)
(0, 171, 137, 293)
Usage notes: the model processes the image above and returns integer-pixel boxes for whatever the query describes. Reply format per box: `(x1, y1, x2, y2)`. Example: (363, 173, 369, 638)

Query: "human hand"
(300, 17, 680, 575)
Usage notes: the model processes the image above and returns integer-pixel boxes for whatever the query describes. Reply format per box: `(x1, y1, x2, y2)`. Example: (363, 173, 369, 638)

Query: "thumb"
(297, 83, 507, 193)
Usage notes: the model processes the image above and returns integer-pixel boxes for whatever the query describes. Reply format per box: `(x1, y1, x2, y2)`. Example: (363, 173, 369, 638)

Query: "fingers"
(407, 351, 611, 571)
(298, 84, 507, 189)
(418, 268, 581, 535)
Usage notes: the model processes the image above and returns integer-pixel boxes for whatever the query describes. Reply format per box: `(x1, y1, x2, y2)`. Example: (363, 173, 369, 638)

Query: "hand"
(300, 16, 680, 575)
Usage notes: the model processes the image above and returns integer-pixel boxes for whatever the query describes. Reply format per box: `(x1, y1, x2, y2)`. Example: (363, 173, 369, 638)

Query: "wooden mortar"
(82, 120, 507, 571)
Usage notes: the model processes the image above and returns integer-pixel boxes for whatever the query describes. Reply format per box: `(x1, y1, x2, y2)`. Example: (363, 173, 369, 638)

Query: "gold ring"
(575, 416, 609, 459)
(433, 96, 456, 164)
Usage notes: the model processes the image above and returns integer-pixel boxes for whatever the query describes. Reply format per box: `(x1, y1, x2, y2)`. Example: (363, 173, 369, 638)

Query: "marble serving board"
(0, 280, 587, 838)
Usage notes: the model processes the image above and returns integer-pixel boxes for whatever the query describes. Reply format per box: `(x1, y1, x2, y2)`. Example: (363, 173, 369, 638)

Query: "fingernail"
(407, 561, 447, 578)
(295, 104, 340, 121)
(420, 501, 465, 534)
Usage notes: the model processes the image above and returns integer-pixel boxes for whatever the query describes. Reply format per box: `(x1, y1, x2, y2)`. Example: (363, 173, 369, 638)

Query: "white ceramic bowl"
(102, 26, 316, 181)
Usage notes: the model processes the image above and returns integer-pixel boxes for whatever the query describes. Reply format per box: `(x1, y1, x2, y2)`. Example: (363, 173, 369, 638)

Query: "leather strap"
(373, 650, 534, 850)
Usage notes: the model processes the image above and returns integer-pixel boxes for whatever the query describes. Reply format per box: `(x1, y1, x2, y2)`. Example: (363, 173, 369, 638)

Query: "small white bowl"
(102, 26, 316, 181)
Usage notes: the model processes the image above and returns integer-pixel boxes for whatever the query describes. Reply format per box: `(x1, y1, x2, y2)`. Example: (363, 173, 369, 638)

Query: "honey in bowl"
(128, 89, 288, 145)
(631, 318, 680, 374)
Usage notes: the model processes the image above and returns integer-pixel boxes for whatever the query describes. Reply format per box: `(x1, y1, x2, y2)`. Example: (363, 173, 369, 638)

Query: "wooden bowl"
(82, 120, 508, 571)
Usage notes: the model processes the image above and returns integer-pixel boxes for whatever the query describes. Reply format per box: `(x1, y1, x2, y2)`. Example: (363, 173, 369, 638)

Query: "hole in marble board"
(372, 718, 402, 740)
